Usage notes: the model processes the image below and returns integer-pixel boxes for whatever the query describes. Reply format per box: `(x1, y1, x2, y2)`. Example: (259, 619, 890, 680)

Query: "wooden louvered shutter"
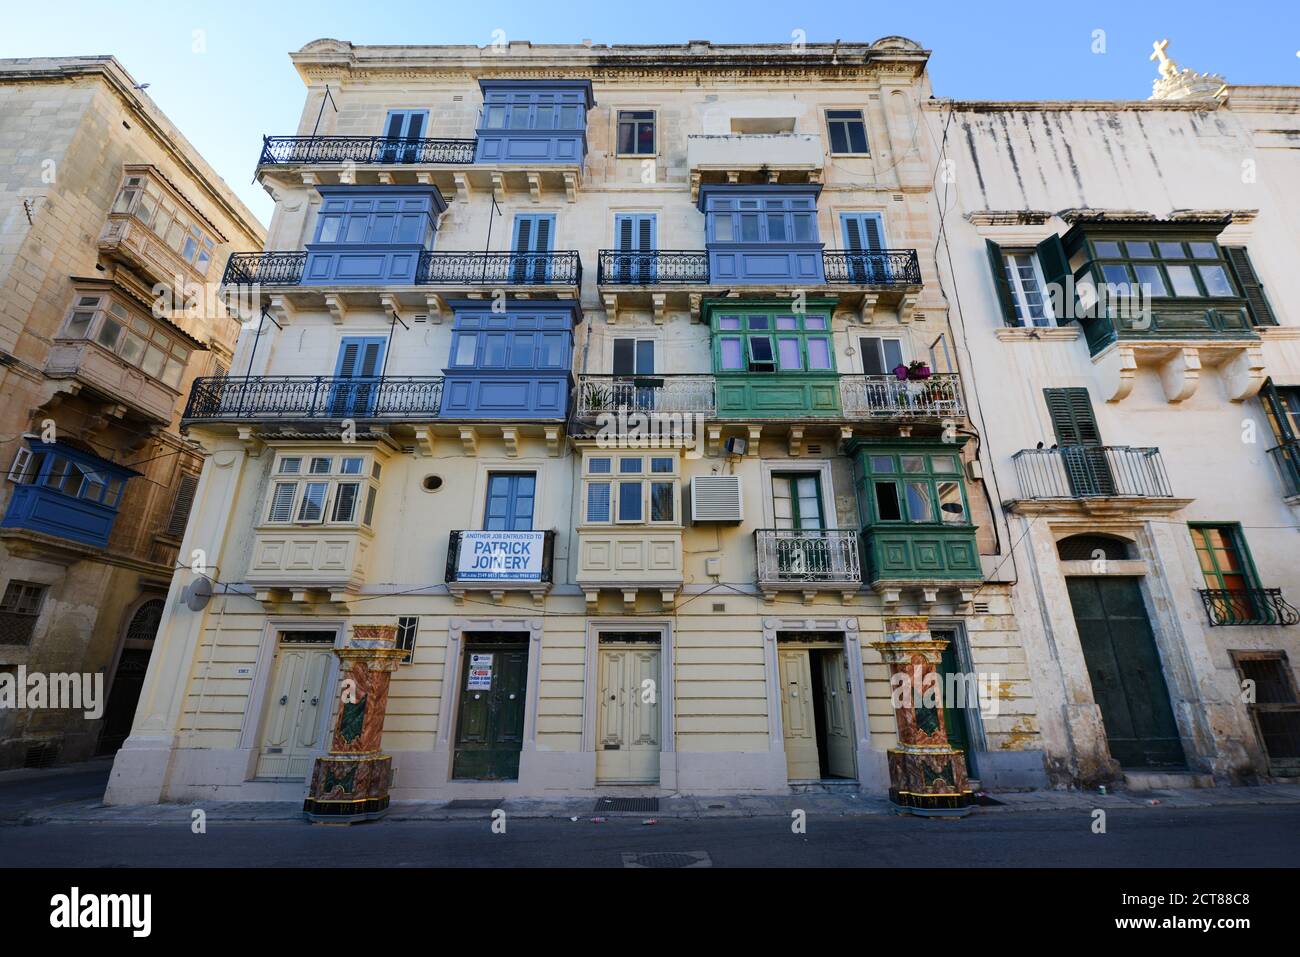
(1044, 388, 1112, 495)
(1224, 246, 1278, 326)
(165, 473, 200, 539)
(1045, 387, 1102, 446)
(986, 239, 1019, 326)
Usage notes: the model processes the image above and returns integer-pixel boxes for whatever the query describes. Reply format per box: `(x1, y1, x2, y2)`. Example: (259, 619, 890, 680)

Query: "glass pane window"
(937, 482, 966, 524)
(296, 482, 328, 522)
(875, 482, 902, 521)
(1003, 251, 1052, 326)
(588, 458, 611, 475)
(586, 482, 611, 522)
(905, 482, 934, 522)
(827, 109, 869, 154)
(332, 483, 360, 522)
(617, 111, 655, 155)
(650, 482, 674, 522)
(1167, 264, 1201, 297)
(618, 481, 643, 521)
(267, 483, 296, 522)
(1133, 264, 1168, 296)
(1198, 264, 1233, 296)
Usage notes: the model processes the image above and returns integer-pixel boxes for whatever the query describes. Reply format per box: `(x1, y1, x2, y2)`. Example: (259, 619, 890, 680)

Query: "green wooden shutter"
(985, 239, 1018, 326)
(1035, 234, 1071, 322)
(1044, 387, 1102, 446)
(1223, 246, 1277, 326)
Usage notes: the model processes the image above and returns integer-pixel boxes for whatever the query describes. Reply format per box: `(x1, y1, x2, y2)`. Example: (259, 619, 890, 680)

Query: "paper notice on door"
(467, 653, 494, 691)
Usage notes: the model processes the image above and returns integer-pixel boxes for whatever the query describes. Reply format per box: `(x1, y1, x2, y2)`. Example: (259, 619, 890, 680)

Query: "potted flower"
(906, 360, 932, 381)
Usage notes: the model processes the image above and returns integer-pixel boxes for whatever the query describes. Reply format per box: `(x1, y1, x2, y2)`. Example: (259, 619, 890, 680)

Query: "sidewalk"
(12, 781, 1300, 825)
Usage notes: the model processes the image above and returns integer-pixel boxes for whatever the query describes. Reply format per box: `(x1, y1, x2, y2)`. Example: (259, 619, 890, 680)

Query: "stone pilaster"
(872, 615, 974, 817)
(303, 624, 406, 823)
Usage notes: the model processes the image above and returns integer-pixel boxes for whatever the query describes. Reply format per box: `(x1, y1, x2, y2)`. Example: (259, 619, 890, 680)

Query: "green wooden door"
(452, 640, 529, 780)
(772, 473, 827, 579)
(934, 631, 976, 777)
(1066, 577, 1185, 769)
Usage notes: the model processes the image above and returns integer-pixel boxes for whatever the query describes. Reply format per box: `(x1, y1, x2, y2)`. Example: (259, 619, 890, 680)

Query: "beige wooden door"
(256, 645, 333, 779)
(596, 644, 661, 783)
(779, 648, 820, 780)
(819, 650, 856, 779)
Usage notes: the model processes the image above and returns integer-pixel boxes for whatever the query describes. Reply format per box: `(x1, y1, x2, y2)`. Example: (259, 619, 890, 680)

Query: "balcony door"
(512, 214, 555, 284)
(331, 337, 385, 417)
(613, 213, 656, 283)
(612, 337, 657, 412)
(381, 109, 427, 163)
(484, 472, 536, 531)
(841, 212, 885, 283)
(772, 473, 827, 579)
(1045, 387, 1115, 496)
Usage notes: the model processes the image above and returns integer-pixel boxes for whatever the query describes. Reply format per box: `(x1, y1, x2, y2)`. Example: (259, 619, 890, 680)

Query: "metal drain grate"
(596, 797, 660, 813)
(622, 851, 711, 869)
(444, 799, 505, 810)
(23, 744, 58, 769)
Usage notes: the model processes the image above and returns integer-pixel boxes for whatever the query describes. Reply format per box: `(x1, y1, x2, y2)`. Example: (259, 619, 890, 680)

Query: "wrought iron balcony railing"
(1199, 588, 1300, 627)
(182, 375, 444, 421)
(839, 374, 965, 420)
(822, 249, 922, 285)
(754, 529, 863, 587)
(222, 251, 306, 286)
(597, 250, 710, 284)
(592, 248, 922, 286)
(574, 374, 716, 420)
(220, 250, 583, 288)
(259, 135, 477, 166)
(1267, 440, 1300, 499)
(445, 529, 556, 585)
(419, 250, 582, 286)
(1012, 446, 1173, 500)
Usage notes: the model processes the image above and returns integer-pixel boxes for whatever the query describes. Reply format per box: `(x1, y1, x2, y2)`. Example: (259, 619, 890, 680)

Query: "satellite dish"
(182, 575, 214, 612)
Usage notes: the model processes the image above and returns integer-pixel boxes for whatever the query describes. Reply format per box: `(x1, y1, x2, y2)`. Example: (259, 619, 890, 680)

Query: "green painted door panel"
(1066, 577, 1186, 769)
(865, 527, 980, 582)
(453, 641, 529, 780)
(715, 374, 841, 418)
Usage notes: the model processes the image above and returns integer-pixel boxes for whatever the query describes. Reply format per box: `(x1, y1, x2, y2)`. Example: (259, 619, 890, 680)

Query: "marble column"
(872, 615, 974, 817)
(303, 624, 406, 823)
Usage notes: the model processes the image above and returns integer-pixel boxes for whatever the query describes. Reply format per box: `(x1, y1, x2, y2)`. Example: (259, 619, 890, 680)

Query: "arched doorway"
(96, 598, 165, 754)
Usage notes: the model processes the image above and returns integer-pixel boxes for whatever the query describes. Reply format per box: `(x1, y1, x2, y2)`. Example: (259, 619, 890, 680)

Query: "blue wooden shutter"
(483, 472, 536, 531)
(333, 337, 386, 416)
(614, 213, 656, 282)
(513, 214, 555, 282)
(841, 213, 884, 282)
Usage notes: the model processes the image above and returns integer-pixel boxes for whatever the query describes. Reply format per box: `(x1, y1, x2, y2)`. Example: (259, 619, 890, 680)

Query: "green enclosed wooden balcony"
(847, 437, 983, 601)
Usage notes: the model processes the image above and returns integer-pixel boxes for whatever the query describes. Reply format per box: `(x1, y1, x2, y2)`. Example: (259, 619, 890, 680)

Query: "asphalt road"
(2, 804, 1296, 867)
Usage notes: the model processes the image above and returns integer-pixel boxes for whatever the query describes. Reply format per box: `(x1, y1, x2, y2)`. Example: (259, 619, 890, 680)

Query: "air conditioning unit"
(689, 475, 743, 524)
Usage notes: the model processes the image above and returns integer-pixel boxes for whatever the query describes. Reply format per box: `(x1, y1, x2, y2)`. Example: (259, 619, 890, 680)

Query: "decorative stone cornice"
(290, 37, 931, 86)
(965, 210, 1053, 227)
(1003, 497, 1195, 518)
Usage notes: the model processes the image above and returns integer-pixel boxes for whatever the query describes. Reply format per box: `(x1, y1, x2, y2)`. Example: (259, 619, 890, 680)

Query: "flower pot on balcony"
(906, 362, 932, 381)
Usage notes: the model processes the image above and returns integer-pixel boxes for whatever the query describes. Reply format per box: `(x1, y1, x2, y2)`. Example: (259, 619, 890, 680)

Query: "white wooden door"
(596, 644, 661, 783)
(819, 650, 856, 779)
(256, 645, 333, 779)
(779, 648, 820, 780)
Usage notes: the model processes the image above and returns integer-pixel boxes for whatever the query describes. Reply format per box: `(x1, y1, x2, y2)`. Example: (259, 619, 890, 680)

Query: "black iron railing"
(182, 376, 444, 421)
(259, 135, 477, 166)
(823, 249, 922, 285)
(445, 530, 556, 585)
(1199, 588, 1300, 627)
(1012, 446, 1173, 499)
(1267, 440, 1300, 499)
(419, 250, 582, 286)
(575, 374, 716, 419)
(222, 251, 306, 286)
(597, 250, 710, 284)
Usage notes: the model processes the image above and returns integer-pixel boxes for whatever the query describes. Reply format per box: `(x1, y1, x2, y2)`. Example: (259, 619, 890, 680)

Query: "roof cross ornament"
(1150, 38, 1179, 79)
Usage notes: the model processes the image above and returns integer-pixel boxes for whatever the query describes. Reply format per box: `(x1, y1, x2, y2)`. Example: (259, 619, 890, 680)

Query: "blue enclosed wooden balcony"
(474, 79, 594, 166)
(1, 442, 138, 550)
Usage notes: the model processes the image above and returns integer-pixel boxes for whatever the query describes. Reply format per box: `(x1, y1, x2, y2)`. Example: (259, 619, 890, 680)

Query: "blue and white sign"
(456, 530, 547, 581)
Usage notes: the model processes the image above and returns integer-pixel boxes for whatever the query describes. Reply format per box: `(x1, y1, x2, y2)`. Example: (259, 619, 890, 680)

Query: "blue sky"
(3, 0, 1296, 225)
